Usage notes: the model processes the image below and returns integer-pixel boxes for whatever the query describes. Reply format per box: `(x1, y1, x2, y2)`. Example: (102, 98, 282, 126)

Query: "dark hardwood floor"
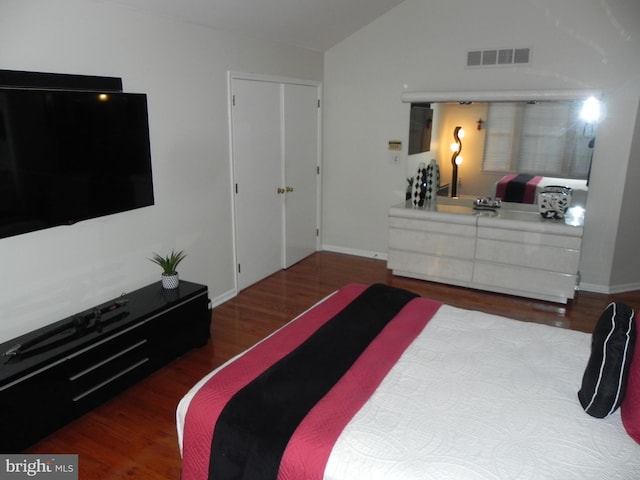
(26, 251, 640, 479)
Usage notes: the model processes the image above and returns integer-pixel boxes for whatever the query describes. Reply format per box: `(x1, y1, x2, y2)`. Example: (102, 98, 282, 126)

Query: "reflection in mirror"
(408, 104, 433, 154)
(407, 96, 600, 209)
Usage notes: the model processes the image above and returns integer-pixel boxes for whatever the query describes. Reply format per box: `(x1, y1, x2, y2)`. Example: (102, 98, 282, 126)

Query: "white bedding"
(178, 302, 640, 479)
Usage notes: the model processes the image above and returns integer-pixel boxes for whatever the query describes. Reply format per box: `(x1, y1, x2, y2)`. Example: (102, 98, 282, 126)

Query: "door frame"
(227, 71, 322, 294)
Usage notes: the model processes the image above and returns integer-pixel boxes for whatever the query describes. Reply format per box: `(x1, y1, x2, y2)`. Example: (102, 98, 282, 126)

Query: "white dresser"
(388, 197, 584, 303)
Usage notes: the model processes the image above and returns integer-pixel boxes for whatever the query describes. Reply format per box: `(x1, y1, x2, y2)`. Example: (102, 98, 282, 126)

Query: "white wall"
(610, 100, 640, 292)
(0, 0, 323, 342)
(322, 0, 640, 293)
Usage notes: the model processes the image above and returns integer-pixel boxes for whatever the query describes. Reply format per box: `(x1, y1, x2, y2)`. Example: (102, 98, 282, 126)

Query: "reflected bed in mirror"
(403, 90, 601, 210)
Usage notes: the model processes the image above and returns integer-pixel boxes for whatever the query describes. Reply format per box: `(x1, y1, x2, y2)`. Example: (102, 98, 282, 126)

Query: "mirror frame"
(401, 89, 602, 104)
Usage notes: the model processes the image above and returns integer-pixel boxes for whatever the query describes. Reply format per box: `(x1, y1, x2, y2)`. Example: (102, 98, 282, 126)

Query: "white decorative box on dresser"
(388, 197, 584, 303)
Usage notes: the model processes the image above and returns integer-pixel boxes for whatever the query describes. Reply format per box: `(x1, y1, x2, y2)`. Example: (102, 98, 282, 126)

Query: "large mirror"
(403, 90, 602, 209)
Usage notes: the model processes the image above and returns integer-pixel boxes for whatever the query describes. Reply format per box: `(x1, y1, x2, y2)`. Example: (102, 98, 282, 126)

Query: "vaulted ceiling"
(98, 0, 407, 52)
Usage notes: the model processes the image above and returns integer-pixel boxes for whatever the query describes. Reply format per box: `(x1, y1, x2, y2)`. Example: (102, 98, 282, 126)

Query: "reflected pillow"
(578, 302, 636, 418)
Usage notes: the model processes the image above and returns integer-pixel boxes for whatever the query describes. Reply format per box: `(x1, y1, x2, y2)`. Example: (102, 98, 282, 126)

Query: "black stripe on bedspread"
(208, 283, 419, 480)
(504, 173, 535, 202)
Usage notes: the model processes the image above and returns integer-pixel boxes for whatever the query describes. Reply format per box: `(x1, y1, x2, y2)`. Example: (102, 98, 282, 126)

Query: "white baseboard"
(206, 248, 389, 310)
(579, 281, 640, 295)
(321, 244, 388, 261)
(209, 287, 236, 309)
(578, 283, 609, 294)
(608, 282, 640, 294)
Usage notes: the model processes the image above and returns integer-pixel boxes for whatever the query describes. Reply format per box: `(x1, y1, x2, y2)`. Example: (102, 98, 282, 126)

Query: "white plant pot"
(161, 273, 180, 289)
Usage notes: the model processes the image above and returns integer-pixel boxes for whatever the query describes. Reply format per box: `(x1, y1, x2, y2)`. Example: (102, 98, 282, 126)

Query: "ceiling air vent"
(467, 47, 530, 67)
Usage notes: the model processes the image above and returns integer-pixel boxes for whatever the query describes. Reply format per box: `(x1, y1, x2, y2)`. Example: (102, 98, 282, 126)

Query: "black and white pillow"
(578, 302, 636, 418)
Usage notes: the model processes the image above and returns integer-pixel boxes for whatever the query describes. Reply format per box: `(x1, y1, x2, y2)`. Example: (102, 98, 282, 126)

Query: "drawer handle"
(69, 339, 147, 381)
(72, 358, 149, 402)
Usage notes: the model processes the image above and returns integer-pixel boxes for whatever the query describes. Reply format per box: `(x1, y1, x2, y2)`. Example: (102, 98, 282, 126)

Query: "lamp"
(580, 96, 600, 137)
(580, 96, 600, 123)
(450, 126, 464, 197)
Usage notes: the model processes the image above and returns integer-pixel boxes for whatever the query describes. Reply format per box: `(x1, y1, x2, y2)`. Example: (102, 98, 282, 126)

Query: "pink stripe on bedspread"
(495, 173, 517, 200)
(180, 284, 441, 480)
(522, 175, 542, 203)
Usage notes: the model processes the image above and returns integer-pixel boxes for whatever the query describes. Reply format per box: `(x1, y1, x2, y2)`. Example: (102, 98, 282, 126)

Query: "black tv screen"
(0, 88, 154, 238)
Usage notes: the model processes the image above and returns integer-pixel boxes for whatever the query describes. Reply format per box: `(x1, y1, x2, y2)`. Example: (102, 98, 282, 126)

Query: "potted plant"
(406, 176, 414, 200)
(149, 249, 187, 289)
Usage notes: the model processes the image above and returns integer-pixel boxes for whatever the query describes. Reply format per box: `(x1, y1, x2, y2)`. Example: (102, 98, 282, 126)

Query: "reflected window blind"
(520, 102, 569, 174)
(482, 102, 591, 178)
(482, 103, 519, 172)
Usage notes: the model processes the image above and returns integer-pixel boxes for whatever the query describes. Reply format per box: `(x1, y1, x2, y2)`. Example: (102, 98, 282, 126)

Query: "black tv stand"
(0, 281, 210, 452)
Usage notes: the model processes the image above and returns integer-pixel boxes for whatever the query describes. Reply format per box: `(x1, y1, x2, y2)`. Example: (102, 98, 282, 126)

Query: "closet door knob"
(286, 186, 294, 193)
(277, 187, 285, 194)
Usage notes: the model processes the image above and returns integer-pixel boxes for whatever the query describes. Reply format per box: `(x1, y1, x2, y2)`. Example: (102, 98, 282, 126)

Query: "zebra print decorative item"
(412, 162, 427, 207)
(424, 159, 440, 202)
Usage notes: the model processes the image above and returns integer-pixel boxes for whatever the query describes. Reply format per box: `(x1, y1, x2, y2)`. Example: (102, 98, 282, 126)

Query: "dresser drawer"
(389, 227, 476, 259)
(389, 216, 476, 235)
(475, 238, 580, 273)
(388, 249, 474, 284)
(67, 336, 150, 402)
(65, 322, 147, 371)
(472, 262, 578, 302)
(477, 226, 582, 249)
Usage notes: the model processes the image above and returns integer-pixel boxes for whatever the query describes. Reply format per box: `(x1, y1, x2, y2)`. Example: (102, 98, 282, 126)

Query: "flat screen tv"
(0, 88, 154, 239)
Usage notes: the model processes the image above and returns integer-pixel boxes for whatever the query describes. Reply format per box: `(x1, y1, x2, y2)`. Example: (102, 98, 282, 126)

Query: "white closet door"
(283, 83, 319, 268)
(232, 79, 283, 290)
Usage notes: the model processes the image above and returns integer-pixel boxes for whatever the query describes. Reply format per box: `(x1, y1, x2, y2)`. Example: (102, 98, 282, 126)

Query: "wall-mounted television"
(0, 88, 154, 239)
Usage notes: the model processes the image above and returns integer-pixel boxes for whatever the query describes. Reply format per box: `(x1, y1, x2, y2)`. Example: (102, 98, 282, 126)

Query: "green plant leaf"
(149, 249, 187, 275)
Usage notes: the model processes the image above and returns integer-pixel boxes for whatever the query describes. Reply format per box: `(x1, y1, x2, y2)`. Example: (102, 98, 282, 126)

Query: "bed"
(177, 284, 640, 480)
(495, 174, 589, 208)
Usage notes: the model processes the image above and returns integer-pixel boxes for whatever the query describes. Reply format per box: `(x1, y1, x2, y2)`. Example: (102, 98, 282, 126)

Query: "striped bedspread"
(495, 173, 543, 203)
(179, 284, 440, 480)
(177, 285, 640, 480)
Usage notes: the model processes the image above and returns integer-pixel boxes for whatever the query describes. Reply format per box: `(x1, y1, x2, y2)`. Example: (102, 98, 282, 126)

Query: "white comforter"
(178, 303, 640, 479)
